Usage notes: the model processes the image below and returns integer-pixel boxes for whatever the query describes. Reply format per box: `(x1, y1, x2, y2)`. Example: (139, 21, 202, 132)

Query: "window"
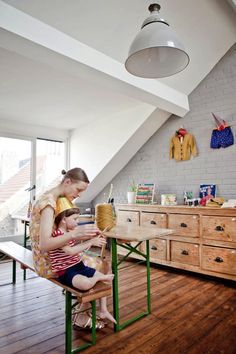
(0, 136, 66, 241)
(0, 137, 32, 239)
(36, 138, 65, 195)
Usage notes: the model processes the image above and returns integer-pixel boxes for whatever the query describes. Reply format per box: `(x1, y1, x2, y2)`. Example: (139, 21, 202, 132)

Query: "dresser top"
(115, 204, 236, 216)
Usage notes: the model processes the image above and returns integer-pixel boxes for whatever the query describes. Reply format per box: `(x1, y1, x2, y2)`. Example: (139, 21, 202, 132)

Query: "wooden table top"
(104, 224, 173, 242)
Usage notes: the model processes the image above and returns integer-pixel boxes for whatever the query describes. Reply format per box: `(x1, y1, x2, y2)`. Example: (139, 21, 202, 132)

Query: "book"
(199, 184, 216, 199)
(135, 183, 155, 204)
(221, 199, 236, 208)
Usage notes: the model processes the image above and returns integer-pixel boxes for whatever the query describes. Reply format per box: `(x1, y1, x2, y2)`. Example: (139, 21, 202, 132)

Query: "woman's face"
(63, 179, 88, 202)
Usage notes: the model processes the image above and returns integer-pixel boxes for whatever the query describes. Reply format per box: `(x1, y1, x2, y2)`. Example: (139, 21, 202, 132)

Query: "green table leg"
(12, 260, 16, 284)
(23, 221, 27, 281)
(111, 239, 151, 332)
(111, 238, 120, 332)
(146, 240, 151, 314)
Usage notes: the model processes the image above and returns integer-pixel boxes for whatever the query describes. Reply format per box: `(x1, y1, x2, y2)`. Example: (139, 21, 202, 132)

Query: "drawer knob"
(215, 225, 224, 231)
(151, 245, 157, 250)
(180, 222, 187, 228)
(127, 218, 132, 222)
(150, 220, 156, 225)
(214, 256, 223, 263)
(181, 250, 189, 255)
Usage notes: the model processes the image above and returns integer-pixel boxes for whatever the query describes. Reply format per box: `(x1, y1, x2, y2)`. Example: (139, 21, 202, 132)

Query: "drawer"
(141, 212, 167, 228)
(117, 210, 139, 225)
(202, 246, 236, 275)
(141, 239, 167, 260)
(168, 214, 199, 237)
(171, 241, 199, 266)
(202, 216, 236, 242)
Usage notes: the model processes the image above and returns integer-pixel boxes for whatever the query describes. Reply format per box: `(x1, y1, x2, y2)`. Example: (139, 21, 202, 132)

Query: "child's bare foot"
(98, 310, 117, 324)
(95, 273, 114, 284)
(102, 273, 114, 284)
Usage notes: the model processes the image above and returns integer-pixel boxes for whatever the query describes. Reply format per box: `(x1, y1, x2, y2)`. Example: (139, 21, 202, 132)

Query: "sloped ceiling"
(0, 0, 236, 201)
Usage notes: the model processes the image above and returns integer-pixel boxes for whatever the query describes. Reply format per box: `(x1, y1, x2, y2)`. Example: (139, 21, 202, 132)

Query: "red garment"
(49, 229, 82, 274)
(178, 128, 187, 136)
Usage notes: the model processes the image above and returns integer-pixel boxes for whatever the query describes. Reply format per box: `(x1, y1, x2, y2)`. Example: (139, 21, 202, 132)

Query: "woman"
(30, 167, 112, 328)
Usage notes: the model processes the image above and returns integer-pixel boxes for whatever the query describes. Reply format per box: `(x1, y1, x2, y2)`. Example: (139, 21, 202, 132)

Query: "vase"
(127, 191, 136, 204)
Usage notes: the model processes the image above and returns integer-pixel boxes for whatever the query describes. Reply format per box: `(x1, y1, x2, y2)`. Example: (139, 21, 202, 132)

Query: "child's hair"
(61, 168, 90, 184)
(55, 207, 80, 228)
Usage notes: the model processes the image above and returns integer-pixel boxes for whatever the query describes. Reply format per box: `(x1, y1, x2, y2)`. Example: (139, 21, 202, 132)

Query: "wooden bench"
(0, 241, 111, 353)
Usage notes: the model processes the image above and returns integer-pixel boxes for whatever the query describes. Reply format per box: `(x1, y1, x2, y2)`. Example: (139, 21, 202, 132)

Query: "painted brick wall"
(93, 44, 236, 206)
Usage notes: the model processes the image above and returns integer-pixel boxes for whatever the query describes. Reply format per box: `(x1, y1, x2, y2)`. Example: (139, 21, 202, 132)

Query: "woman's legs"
(98, 297, 116, 323)
(71, 272, 115, 324)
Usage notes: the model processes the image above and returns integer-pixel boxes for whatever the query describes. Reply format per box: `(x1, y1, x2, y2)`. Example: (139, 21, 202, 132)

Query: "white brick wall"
(93, 44, 236, 205)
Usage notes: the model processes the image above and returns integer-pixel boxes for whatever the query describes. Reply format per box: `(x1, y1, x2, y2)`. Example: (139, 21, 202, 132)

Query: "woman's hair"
(61, 168, 90, 184)
(55, 207, 80, 228)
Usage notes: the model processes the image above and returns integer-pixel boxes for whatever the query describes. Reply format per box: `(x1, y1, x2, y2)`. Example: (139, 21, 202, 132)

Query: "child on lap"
(49, 203, 115, 324)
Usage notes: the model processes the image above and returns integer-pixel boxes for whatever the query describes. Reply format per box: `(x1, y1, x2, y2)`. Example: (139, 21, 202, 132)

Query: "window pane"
(36, 139, 65, 195)
(0, 137, 31, 239)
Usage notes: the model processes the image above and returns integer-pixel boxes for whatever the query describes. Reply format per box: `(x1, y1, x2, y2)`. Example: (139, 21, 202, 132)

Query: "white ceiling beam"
(0, 0, 189, 117)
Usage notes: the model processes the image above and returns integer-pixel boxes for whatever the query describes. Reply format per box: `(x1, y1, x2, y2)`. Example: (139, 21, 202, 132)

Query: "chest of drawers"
(116, 204, 236, 281)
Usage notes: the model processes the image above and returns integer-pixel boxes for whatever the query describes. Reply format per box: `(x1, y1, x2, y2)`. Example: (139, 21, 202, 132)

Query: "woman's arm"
(39, 206, 100, 251)
(39, 206, 72, 251)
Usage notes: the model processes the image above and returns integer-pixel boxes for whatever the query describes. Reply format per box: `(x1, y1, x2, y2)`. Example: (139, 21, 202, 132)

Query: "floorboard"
(0, 260, 235, 354)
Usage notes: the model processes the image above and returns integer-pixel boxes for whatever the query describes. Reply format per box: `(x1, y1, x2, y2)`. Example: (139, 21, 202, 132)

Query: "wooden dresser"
(116, 204, 236, 281)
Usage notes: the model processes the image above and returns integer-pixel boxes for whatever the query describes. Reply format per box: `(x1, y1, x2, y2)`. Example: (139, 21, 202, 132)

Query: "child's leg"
(93, 270, 114, 283)
(98, 297, 117, 324)
(72, 272, 114, 291)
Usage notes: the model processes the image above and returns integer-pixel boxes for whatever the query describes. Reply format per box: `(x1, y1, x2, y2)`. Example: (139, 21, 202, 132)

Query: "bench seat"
(0, 241, 111, 353)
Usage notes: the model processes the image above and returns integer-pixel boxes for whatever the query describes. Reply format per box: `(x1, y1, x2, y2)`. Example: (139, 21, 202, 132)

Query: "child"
(49, 201, 116, 327)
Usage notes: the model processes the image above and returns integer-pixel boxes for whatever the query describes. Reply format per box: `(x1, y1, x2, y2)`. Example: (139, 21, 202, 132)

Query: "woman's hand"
(71, 224, 100, 240)
(90, 235, 107, 248)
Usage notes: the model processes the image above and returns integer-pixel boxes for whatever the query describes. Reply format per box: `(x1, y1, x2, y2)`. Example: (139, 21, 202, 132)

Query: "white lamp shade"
(125, 21, 190, 78)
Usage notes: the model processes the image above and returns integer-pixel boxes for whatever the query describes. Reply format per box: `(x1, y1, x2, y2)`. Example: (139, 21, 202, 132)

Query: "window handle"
(25, 185, 36, 192)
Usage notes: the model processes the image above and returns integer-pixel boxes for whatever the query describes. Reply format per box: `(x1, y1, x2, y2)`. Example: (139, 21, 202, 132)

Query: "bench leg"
(65, 291, 97, 353)
(65, 291, 72, 354)
(12, 260, 16, 284)
(91, 300, 96, 345)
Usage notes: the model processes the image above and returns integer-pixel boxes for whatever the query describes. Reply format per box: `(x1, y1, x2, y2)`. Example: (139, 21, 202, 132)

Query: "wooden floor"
(0, 260, 235, 354)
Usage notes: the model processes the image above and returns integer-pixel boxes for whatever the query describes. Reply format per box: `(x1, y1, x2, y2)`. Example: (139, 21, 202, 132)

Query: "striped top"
(49, 229, 82, 274)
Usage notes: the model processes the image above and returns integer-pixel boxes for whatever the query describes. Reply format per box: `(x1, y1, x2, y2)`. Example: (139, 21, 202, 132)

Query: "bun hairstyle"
(61, 168, 90, 184)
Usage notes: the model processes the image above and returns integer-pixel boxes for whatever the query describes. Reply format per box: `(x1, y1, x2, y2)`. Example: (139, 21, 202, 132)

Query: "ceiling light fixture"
(125, 3, 190, 78)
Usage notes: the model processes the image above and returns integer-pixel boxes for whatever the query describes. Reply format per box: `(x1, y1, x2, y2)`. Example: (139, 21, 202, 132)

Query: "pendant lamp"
(125, 3, 190, 78)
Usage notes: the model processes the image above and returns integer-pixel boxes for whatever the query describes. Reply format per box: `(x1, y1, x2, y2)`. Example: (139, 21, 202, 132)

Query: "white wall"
(94, 44, 236, 205)
(70, 103, 173, 201)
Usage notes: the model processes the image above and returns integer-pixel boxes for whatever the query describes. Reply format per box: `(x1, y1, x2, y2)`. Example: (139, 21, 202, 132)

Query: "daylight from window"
(0, 137, 65, 239)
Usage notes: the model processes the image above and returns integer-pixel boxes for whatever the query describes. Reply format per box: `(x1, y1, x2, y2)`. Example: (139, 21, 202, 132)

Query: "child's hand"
(91, 235, 107, 248)
(72, 224, 100, 240)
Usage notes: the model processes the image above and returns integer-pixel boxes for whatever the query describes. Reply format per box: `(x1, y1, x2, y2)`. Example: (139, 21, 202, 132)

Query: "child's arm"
(39, 206, 100, 251)
(62, 235, 106, 256)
